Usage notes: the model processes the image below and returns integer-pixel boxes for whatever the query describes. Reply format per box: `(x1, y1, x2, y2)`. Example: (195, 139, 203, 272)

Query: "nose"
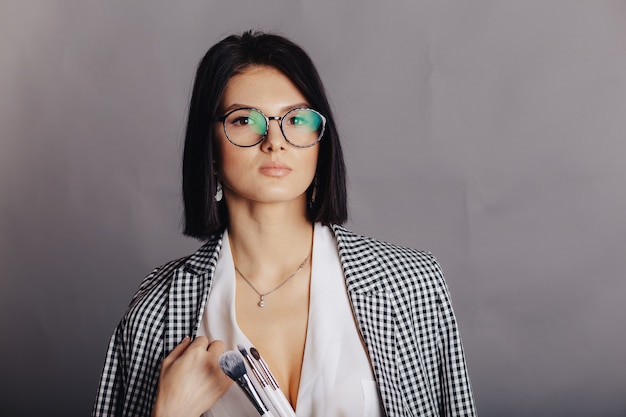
(260, 117, 287, 152)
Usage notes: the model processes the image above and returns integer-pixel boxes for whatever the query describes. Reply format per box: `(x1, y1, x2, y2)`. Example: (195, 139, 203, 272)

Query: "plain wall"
(1, 1, 625, 416)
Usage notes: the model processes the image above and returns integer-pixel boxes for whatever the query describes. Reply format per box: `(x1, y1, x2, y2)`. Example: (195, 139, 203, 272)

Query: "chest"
(234, 274, 311, 407)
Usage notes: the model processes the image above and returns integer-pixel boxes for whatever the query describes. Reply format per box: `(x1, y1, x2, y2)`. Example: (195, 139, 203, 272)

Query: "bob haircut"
(183, 30, 347, 239)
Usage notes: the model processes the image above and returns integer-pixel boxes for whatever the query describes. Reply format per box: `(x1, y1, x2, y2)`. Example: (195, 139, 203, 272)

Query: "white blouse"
(197, 223, 384, 417)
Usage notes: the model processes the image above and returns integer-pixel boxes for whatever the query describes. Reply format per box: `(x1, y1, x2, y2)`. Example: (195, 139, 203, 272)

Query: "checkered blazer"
(93, 225, 476, 417)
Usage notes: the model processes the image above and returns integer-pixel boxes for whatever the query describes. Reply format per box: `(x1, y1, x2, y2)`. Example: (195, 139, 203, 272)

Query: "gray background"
(1, 1, 625, 416)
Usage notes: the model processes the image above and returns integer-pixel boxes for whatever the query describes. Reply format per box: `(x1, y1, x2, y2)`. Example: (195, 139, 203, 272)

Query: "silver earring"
(215, 181, 223, 202)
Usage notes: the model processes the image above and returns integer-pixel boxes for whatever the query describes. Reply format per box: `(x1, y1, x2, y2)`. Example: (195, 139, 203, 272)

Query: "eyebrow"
(222, 102, 311, 114)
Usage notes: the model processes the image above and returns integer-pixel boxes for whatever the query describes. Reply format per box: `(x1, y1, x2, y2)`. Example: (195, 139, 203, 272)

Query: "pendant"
(258, 296, 265, 308)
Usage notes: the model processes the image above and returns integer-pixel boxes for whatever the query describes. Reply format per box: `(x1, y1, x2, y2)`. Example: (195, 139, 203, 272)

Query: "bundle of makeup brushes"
(219, 345, 297, 417)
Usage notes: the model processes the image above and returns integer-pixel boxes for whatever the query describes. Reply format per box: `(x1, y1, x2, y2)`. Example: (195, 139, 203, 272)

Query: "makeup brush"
(237, 344, 268, 386)
(238, 345, 294, 417)
(250, 347, 297, 417)
(219, 351, 275, 417)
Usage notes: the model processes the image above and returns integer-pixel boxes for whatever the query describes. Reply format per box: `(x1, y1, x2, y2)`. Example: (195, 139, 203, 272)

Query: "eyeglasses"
(215, 107, 326, 148)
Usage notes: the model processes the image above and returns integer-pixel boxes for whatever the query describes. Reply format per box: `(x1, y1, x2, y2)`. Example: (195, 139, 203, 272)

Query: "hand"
(152, 336, 233, 417)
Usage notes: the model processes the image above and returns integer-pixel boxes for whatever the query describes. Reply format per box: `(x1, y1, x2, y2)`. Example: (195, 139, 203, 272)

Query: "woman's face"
(215, 65, 319, 210)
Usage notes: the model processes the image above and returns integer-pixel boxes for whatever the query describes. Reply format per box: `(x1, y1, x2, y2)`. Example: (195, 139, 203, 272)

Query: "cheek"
(218, 148, 247, 185)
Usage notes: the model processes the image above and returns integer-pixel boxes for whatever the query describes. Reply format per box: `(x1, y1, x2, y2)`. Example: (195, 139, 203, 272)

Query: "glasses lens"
(282, 109, 325, 147)
(224, 108, 267, 146)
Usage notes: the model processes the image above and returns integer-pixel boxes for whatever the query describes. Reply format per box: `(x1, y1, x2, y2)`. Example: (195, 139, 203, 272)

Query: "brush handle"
(249, 348, 296, 416)
(273, 389, 297, 417)
(261, 411, 276, 417)
(263, 386, 296, 417)
(237, 374, 271, 416)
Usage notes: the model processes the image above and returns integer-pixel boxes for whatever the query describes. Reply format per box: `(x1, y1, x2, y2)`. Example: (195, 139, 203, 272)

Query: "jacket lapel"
(164, 235, 223, 353)
(332, 225, 407, 417)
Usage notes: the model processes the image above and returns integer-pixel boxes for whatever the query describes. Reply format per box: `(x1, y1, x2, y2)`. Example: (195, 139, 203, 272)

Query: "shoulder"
(331, 224, 448, 296)
(128, 257, 186, 309)
(119, 234, 223, 336)
(331, 224, 440, 272)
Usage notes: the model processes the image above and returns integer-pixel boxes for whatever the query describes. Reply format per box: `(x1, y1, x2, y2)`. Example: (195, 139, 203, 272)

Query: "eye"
(226, 109, 266, 130)
(286, 115, 306, 126)
(230, 116, 255, 126)
(284, 109, 322, 131)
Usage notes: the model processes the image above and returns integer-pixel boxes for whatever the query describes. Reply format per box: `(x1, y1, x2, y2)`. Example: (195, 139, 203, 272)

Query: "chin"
(257, 190, 308, 204)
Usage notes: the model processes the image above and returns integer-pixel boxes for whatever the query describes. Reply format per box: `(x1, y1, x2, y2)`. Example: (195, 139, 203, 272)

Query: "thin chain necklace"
(235, 253, 310, 308)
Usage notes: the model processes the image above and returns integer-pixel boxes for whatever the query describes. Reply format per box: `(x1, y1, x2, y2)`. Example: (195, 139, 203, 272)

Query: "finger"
(205, 341, 227, 375)
(190, 336, 211, 351)
(206, 340, 226, 356)
(205, 341, 232, 391)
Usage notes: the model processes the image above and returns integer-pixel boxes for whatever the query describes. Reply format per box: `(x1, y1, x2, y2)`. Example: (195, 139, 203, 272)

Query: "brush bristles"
(219, 351, 246, 380)
(249, 347, 261, 360)
(237, 344, 248, 356)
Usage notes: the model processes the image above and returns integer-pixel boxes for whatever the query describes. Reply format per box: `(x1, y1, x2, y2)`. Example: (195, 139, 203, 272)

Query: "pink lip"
(259, 161, 292, 177)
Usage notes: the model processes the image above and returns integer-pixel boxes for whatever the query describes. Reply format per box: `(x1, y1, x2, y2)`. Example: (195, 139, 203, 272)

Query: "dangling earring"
(215, 180, 223, 202)
(213, 158, 223, 202)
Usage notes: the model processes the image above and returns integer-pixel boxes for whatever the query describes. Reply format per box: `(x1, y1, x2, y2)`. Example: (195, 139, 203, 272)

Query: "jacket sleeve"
(92, 261, 177, 417)
(430, 255, 477, 416)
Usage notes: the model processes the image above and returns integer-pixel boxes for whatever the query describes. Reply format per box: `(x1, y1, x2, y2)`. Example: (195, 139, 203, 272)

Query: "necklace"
(235, 254, 311, 308)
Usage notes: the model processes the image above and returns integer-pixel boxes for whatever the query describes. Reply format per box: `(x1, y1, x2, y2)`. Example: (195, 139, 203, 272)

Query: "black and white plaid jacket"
(93, 225, 476, 417)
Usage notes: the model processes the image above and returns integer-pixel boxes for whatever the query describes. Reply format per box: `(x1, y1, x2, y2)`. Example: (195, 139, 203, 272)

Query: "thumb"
(206, 340, 226, 355)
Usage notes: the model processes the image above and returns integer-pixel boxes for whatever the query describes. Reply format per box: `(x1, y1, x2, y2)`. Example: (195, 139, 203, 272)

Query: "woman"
(93, 31, 476, 417)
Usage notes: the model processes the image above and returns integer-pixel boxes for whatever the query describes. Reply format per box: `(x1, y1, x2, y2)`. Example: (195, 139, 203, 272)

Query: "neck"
(226, 199, 314, 284)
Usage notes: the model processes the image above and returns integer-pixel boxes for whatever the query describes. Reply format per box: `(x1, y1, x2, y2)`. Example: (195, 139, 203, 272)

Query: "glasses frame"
(215, 107, 326, 148)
